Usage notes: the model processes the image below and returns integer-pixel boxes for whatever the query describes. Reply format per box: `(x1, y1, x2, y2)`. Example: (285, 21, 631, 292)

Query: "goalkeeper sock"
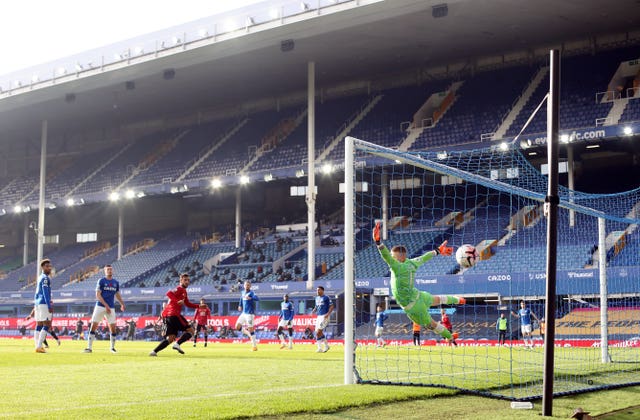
(439, 295, 462, 305)
(433, 323, 452, 340)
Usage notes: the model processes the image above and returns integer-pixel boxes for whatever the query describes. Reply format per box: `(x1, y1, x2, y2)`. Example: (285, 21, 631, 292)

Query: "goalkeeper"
(373, 222, 465, 342)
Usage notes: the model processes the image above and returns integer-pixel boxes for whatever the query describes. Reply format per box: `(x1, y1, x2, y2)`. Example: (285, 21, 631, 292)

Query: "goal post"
(343, 135, 640, 399)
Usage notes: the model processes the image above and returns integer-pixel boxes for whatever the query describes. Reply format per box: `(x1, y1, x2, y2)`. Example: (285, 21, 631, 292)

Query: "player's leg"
(277, 325, 286, 348)
(247, 315, 257, 350)
(193, 324, 201, 346)
(48, 327, 61, 346)
(287, 325, 294, 349)
(150, 318, 174, 356)
(432, 294, 466, 306)
(85, 306, 104, 352)
(108, 323, 118, 353)
(174, 317, 193, 351)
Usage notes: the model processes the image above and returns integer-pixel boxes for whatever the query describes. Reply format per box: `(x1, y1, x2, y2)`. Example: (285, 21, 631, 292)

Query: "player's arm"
(376, 243, 398, 267)
(43, 278, 52, 310)
(251, 292, 259, 301)
(238, 296, 243, 312)
(183, 296, 199, 309)
(26, 307, 35, 319)
(414, 241, 454, 265)
(96, 289, 111, 312)
(326, 301, 335, 317)
(166, 289, 181, 305)
(115, 291, 125, 312)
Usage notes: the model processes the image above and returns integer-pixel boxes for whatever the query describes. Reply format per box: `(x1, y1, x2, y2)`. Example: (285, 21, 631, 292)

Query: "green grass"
(1, 339, 639, 419)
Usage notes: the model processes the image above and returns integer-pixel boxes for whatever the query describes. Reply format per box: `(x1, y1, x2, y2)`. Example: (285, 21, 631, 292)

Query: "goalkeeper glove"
(435, 240, 453, 256)
(373, 221, 381, 245)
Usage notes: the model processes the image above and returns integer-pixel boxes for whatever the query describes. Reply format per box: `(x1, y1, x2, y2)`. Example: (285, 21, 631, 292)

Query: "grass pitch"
(1, 339, 639, 419)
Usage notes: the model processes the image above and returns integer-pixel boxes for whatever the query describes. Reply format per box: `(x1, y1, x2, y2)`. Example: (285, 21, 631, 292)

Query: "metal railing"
(595, 90, 621, 103)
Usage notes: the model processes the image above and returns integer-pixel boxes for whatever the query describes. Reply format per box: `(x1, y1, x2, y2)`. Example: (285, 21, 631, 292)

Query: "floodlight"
(295, 169, 305, 178)
(109, 192, 120, 201)
(125, 189, 135, 199)
(48, 203, 57, 210)
(13, 205, 21, 214)
(136, 192, 145, 198)
(560, 134, 569, 143)
(499, 142, 509, 151)
(264, 174, 274, 182)
(321, 163, 333, 174)
(211, 179, 222, 188)
(623, 126, 633, 136)
(240, 175, 250, 185)
(66, 198, 75, 207)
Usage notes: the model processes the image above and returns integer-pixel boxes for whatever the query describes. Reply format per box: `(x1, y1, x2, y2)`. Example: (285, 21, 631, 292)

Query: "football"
(456, 244, 478, 268)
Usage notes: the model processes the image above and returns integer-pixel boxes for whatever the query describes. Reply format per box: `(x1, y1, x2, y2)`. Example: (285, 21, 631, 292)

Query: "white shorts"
(521, 324, 532, 335)
(278, 318, 293, 328)
(91, 305, 116, 325)
(316, 315, 329, 331)
(237, 313, 255, 328)
(375, 326, 384, 337)
(34, 304, 51, 322)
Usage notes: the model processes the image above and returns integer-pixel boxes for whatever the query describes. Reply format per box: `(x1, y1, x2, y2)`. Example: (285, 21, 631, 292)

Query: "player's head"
(390, 245, 407, 262)
(244, 280, 251, 291)
(520, 301, 526, 308)
(200, 298, 206, 306)
(283, 294, 289, 302)
(179, 273, 190, 287)
(316, 286, 325, 296)
(441, 308, 446, 315)
(376, 304, 382, 312)
(104, 264, 113, 278)
(40, 258, 52, 274)
(500, 313, 506, 318)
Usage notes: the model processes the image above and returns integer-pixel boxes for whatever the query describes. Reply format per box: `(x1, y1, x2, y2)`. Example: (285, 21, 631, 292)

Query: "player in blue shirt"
(34, 259, 54, 353)
(511, 301, 539, 349)
(312, 286, 334, 353)
(277, 294, 295, 350)
(374, 304, 389, 347)
(84, 265, 125, 354)
(235, 281, 260, 351)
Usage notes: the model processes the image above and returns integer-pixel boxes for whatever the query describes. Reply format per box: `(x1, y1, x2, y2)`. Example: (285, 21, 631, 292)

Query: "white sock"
(250, 334, 257, 346)
(34, 330, 39, 347)
(87, 333, 94, 350)
(288, 336, 293, 344)
(37, 329, 48, 348)
(110, 334, 116, 349)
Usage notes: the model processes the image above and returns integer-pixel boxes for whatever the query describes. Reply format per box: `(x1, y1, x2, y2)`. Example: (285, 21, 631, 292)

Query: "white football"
(456, 244, 478, 268)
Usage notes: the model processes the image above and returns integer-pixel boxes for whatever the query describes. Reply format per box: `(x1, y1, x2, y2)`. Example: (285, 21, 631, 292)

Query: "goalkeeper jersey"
(377, 245, 434, 307)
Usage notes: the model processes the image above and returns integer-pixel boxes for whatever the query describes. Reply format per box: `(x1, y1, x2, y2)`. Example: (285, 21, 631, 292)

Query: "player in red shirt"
(192, 298, 211, 347)
(149, 273, 199, 356)
(440, 308, 457, 346)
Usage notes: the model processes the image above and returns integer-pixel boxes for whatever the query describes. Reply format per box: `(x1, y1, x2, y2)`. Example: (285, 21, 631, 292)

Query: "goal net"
(344, 136, 640, 400)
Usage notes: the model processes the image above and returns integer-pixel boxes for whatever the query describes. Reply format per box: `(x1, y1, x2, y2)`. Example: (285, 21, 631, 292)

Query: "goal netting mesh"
(346, 137, 640, 400)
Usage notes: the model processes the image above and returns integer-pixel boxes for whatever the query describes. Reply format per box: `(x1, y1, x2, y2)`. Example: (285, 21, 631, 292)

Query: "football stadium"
(1, 1, 640, 418)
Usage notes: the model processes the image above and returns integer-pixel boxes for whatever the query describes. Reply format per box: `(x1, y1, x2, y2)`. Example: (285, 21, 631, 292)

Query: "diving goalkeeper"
(373, 222, 465, 342)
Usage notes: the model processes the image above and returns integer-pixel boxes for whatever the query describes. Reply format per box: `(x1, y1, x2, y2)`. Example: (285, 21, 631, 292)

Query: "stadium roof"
(0, 0, 638, 141)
